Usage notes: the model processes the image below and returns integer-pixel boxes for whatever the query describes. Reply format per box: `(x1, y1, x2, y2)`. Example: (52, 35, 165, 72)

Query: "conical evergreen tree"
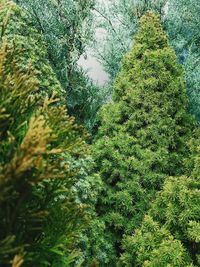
(93, 12, 194, 264)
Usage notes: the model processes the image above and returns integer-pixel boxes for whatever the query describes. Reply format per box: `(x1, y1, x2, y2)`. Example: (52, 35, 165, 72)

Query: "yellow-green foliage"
(121, 216, 192, 266)
(0, 1, 89, 266)
(0, 0, 64, 98)
(121, 134, 200, 266)
(92, 12, 194, 265)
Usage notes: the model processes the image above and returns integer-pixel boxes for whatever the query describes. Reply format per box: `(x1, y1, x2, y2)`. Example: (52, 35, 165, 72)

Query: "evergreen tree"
(0, 1, 88, 266)
(95, 0, 200, 123)
(0, 0, 64, 98)
(166, 0, 200, 121)
(94, 0, 167, 81)
(13, 0, 103, 130)
(15, 0, 94, 90)
(121, 131, 200, 266)
(93, 12, 194, 264)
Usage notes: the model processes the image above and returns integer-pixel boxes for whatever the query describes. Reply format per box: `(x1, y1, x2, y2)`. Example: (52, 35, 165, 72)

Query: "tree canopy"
(0, 1, 199, 266)
(92, 12, 194, 265)
(0, 1, 89, 266)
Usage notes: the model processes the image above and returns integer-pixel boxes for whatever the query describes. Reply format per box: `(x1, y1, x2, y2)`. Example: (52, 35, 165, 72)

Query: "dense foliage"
(0, 0, 199, 266)
(166, 0, 200, 121)
(14, 0, 104, 130)
(91, 12, 194, 265)
(0, 1, 89, 266)
(95, 0, 200, 121)
(121, 133, 200, 266)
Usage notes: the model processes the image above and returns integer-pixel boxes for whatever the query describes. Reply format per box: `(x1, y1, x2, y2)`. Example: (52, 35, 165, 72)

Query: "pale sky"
(78, 50, 109, 85)
(78, 4, 109, 85)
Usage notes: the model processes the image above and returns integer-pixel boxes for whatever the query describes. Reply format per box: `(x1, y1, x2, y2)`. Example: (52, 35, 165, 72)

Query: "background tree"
(166, 0, 200, 121)
(0, 1, 89, 266)
(14, 0, 104, 130)
(92, 12, 194, 265)
(15, 0, 94, 88)
(93, 0, 167, 81)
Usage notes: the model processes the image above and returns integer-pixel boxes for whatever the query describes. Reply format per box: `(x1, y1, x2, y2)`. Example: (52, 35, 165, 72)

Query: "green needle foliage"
(95, 0, 200, 124)
(15, 0, 95, 90)
(0, 1, 89, 266)
(121, 216, 193, 266)
(13, 0, 104, 130)
(93, 12, 194, 264)
(166, 0, 200, 122)
(121, 132, 200, 266)
(0, 0, 64, 98)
